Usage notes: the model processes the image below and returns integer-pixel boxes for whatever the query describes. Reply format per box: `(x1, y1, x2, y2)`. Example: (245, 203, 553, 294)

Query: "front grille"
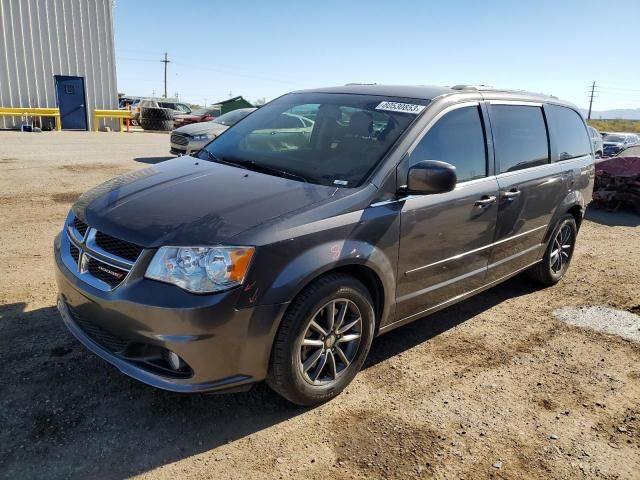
(171, 133, 189, 146)
(67, 304, 129, 353)
(70, 244, 80, 263)
(87, 257, 129, 288)
(95, 231, 143, 262)
(73, 217, 88, 237)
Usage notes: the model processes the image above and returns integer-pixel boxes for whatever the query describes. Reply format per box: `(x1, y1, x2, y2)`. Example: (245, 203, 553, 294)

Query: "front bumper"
(54, 233, 288, 393)
(169, 139, 208, 156)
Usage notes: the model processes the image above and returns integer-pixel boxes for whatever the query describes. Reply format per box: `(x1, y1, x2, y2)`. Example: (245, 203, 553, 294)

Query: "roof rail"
(450, 84, 492, 91)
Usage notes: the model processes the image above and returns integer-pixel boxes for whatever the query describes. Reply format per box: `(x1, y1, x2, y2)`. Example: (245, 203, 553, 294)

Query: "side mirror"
(405, 160, 457, 195)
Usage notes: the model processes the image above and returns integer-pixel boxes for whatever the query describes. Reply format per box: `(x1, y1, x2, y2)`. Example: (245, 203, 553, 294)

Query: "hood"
(175, 122, 228, 136)
(73, 156, 339, 247)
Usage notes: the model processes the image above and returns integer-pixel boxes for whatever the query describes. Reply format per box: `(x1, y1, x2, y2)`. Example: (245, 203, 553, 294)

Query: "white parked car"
(170, 108, 256, 156)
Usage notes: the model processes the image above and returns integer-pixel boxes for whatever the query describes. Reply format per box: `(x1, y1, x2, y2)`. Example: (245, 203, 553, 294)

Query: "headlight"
(191, 134, 212, 141)
(145, 246, 254, 293)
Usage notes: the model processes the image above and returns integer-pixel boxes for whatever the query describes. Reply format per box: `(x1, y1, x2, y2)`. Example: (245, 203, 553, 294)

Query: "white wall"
(0, 0, 118, 130)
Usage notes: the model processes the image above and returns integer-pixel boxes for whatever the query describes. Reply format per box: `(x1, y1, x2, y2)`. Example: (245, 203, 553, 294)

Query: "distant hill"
(580, 108, 640, 120)
(588, 119, 640, 134)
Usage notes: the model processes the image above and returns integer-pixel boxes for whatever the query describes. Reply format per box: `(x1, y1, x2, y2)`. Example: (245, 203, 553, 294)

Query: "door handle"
(503, 189, 521, 199)
(474, 195, 497, 207)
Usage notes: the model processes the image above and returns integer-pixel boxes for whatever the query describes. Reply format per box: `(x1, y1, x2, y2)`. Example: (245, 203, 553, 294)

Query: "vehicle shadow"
(584, 203, 640, 227)
(133, 155, 175, 164)
(0, 276, 538, 479)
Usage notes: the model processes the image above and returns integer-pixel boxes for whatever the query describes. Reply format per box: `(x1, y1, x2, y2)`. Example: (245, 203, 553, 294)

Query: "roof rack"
(450, 84, 492, 91)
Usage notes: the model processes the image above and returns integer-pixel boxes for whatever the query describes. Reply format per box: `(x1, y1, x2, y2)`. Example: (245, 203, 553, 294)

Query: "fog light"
(168, 351, 182, 370)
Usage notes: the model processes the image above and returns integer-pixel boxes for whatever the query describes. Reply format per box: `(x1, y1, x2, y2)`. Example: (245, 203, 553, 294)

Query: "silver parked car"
(588, 126, 603, 158)
(170, 108, 256, 155)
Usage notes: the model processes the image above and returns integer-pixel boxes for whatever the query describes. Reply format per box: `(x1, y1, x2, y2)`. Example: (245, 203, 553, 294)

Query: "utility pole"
(587, 81, 596, 120)
(161, 52, 170, 98)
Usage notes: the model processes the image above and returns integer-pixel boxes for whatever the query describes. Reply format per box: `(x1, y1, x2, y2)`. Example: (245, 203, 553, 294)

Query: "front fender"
(255, 239, 395, 318)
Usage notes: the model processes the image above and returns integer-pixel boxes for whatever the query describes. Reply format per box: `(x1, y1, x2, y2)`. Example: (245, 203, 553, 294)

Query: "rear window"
(490, 105, 549, 173)
(545, 105, 591, 161)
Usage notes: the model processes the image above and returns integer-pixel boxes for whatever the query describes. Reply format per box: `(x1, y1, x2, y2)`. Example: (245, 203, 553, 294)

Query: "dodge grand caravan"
(54, 84, 594, 405)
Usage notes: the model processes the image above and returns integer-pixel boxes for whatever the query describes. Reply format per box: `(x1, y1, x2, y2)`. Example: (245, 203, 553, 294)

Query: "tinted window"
(490, 105, 549, 173)
(545, 105, 590, 160)
(408, 106, 486, 182)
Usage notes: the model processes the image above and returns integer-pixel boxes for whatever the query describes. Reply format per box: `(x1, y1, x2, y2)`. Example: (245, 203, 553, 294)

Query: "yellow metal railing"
(0, 107, 61, 131)
(93, 109, 132, 132)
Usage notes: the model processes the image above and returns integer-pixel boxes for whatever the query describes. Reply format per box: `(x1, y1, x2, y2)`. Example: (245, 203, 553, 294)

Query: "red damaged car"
(593, 145, 640, 212)
(173, 108, 220, 129)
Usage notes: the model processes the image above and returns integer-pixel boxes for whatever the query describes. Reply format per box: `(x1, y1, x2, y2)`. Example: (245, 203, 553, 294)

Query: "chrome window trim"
(495, 161, 558, 179)
(369, 175, 498, 208)
(488, 100, 543, 107)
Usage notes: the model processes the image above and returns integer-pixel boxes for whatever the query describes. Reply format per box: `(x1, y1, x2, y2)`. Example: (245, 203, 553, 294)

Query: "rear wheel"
(528, 214, 577, 286)
(267, 273, 375, 406)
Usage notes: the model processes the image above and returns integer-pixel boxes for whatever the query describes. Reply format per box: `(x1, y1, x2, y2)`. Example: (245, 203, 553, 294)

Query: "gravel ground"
(0, 131, 639, 480)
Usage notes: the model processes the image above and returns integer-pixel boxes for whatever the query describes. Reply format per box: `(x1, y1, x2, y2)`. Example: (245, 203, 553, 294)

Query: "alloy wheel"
(550, 224, 573, 274)
(298, 298, 362, 386)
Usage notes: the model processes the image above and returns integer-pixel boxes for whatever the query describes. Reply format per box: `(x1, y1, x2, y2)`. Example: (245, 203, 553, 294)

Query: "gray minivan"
(54, 85, 594, 405)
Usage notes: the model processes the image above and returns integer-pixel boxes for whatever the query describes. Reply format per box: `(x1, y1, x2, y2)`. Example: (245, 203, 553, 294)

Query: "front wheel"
(528, 214, 577, 286)
(267, 273, 375, 406)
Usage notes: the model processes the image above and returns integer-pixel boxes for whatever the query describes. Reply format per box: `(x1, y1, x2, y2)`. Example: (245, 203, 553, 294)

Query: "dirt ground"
(1, 131, 639, 480)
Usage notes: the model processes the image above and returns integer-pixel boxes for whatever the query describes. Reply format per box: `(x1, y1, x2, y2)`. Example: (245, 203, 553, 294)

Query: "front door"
(395, 103, 499, 321)
(55, 76, 88, 130)
(485, 103, 563, 280)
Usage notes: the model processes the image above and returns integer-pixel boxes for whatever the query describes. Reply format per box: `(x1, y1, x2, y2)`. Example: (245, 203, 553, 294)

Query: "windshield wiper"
(228, 158, 308, 183)
(199, 151, 308, 182)
(200, 150, 248, 170)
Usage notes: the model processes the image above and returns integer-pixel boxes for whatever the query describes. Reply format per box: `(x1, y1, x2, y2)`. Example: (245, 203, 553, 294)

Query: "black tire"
(140, 117, 174, 131)
(528, 214, 577, 286)
(140, 107, 175, 121)
(267, 273, 375, 406)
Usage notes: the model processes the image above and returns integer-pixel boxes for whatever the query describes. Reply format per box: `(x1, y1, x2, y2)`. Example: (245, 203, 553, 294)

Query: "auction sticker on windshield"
(375, 101, 425, 115)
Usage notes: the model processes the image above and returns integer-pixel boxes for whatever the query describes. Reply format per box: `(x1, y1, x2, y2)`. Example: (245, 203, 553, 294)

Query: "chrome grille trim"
(85, 229, 135, 269)
(62, 214, 143, 292)
(171, 133, 189, 146)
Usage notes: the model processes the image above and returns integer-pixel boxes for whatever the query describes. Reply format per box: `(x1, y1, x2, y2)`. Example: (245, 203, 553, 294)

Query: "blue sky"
(113, 0, 640, 111)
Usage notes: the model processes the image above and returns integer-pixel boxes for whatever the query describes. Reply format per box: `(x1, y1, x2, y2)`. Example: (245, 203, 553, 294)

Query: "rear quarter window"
(490, 105, 549, 173)
(545, 105, 591, 161)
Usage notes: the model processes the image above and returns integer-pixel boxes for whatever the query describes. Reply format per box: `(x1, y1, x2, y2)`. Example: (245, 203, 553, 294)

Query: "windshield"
(190, 108, 208, 116)
(619, 145, 640, 157)
(213, 108, 256, 126)
(199, 93, 427, 187)
(604, 135, 625, 143)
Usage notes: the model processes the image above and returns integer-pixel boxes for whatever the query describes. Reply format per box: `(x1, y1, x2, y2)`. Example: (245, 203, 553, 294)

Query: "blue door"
(55, 76, 88, 130)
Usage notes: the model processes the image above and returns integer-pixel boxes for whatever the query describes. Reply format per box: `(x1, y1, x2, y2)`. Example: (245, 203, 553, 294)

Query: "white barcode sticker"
(375, 101, 426, 115)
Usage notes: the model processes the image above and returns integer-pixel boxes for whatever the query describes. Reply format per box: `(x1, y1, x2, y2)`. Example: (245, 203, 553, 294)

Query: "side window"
(491, 105, 549, 173)
(407, 106, 487, 183)
(545, 105, 591, 161)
